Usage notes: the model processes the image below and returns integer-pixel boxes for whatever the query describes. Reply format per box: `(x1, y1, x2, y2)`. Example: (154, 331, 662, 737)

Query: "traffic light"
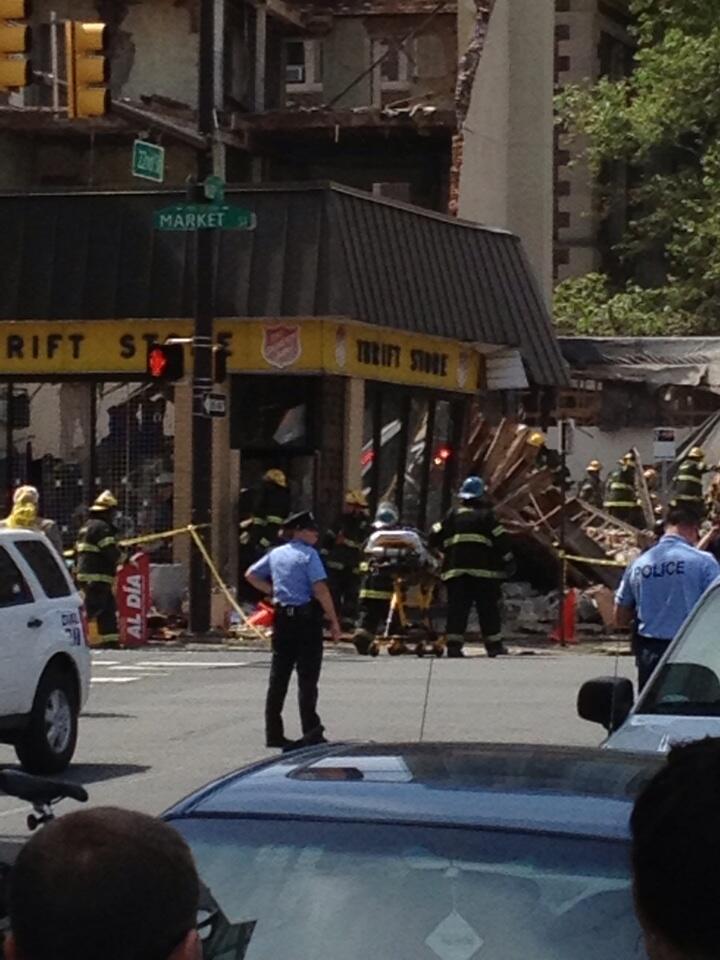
(0, 1, 32, 90)
(65, 20, 109, 118)
(147, 343, 184, 382)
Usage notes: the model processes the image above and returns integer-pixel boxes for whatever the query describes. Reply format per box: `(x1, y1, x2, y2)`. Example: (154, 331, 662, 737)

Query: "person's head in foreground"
(631, 738, 720, 960)
(7, 806, 200, 960)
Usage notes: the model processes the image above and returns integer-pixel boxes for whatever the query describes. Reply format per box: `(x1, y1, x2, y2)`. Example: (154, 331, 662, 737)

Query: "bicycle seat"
(0, 770, 88, 805)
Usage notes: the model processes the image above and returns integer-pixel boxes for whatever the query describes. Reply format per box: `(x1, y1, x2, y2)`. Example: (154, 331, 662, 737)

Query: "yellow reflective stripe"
(326, 561, 345, 570)
(266, 515, 284, 524)
(343, 538, 363, 550)
(610, 482, 635, 493)
(431, 522, 442, 533)
(97, 537, 117, 549)
(604, 501, 637, 508)
(674, 494, 704, 501)
(444, 533, 493, 548)
(502, 552, 514, 562)
(360, 589, 393, 600)
(76, 543, 100, 553)
(78, 573, 115, 585)
(442, 568, 507, 580)
(492, 525, 506, 537)
(676, 474, 703, 486)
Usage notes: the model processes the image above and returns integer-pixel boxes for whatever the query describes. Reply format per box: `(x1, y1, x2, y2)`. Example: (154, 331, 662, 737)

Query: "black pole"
(558, 420, 568, 647)
(5, 382, 13, 506)
(189, 0, 215, 633)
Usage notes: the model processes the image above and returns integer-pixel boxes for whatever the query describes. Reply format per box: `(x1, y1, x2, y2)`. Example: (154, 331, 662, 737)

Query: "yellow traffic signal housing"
(65, 20, 109, 118)
(0, 0, 31, 90)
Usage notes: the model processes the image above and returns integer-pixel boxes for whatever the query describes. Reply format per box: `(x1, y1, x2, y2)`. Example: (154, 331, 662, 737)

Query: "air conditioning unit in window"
(286, 64, 306, 84)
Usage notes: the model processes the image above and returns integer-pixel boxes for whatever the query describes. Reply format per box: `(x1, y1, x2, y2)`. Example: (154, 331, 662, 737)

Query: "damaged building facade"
(0, 0, 573, 587)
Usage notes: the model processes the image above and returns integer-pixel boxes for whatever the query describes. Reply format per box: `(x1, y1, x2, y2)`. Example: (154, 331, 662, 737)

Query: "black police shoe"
(266, 737, 296, 751)
(486, 641, 508, 658)
(446, 646, 465, 658)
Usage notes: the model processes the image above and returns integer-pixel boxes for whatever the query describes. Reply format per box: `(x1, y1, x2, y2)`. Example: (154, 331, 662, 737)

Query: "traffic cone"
(550, 588, 577, 645)
(248, 600, 274, 628)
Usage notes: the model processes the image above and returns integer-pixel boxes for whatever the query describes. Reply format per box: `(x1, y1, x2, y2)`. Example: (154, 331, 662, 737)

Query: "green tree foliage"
(555, 0, 720, 335)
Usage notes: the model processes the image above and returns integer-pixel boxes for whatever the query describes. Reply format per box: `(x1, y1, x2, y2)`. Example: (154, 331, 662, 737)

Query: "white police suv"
(0, 529, 90, 773)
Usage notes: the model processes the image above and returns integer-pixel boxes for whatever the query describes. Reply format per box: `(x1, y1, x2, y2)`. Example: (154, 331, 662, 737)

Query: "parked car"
(0, 529, 90, 773)
(578, 578, 720, 752)
(165, 741, 660, 960)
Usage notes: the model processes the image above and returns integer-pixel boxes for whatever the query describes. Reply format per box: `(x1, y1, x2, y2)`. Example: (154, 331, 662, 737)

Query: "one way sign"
(197, 392, 227, 418)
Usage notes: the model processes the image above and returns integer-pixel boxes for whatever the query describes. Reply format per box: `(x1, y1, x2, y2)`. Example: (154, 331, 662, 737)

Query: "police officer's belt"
(276, 601, 316, 618)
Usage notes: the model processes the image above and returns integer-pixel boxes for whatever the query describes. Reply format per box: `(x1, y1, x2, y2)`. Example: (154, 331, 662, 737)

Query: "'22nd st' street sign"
(154, 203, 257, 232)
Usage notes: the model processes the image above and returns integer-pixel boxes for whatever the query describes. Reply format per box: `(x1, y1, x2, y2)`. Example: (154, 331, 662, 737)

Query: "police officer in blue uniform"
(615, 506, 720, 689)
(245, 511, 342, 751)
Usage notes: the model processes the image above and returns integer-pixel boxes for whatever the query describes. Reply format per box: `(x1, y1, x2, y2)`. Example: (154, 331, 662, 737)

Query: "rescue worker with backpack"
(321, 490, 371, 626)
(671, 447, 708, 519)
(74, 490, 121, 648)
(429, 476, 515, 658)
(604, 452, 642, 526)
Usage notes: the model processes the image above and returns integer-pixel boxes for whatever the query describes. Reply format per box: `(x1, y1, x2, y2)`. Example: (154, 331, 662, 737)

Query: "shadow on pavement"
(82, 712, 138, 720)
(54, 763, 151, 786)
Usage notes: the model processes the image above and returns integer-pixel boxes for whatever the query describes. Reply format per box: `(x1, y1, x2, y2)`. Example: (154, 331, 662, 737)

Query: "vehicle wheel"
(14, 668, 78, 774)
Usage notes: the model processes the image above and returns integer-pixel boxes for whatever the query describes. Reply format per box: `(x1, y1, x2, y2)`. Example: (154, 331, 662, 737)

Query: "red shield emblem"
(261, 324, 302, 369)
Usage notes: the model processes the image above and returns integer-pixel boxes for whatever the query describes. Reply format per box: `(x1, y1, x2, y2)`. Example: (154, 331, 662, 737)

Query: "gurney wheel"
(432, 642, 445, 658)
(368, 642, 380, 657)
(415, 642, 426, 658)
(388, 639, 408, 656)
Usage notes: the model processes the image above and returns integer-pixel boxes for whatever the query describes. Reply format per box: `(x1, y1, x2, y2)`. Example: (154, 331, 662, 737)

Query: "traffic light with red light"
(147, 343, 184, 382)
(65, 20, 109, 118)
(0, 0, 32, 90)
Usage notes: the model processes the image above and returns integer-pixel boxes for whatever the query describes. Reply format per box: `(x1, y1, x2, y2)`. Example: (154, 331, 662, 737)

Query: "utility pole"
(189, 0, 215, 633)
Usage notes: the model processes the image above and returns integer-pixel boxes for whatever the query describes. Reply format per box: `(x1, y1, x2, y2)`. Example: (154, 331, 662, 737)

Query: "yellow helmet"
(90, 489, 118, 512)
(263, 469, 287, 488)
(587, 460, 602, 472)
(689, 446, 705, 461)
(345, 489, 368, 508)
(619, 452, 635, 465)
(527, 432, 545, 448)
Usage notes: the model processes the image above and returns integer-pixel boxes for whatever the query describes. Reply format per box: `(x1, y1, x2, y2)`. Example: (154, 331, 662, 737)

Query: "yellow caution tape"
(120, 524, 209, 548)
(188, 525, 268, 642)
(560, 551, 628, 569)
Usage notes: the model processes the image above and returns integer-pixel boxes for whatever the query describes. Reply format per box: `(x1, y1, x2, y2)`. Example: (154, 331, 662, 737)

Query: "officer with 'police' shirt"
(615, 506, 720, 689)
(246, 511, 341, 751)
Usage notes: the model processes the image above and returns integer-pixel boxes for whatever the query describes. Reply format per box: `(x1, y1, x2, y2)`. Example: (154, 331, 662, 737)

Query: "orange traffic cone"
(550, 588, 577, 645)
(247, 600, 275, 628)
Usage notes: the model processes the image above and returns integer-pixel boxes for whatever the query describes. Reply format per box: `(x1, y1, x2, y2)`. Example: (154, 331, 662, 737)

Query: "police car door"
(0, 542, 40, 715)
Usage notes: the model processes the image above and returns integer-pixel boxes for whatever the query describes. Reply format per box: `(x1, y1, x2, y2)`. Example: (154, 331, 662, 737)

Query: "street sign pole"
(189, 0, 215, 634)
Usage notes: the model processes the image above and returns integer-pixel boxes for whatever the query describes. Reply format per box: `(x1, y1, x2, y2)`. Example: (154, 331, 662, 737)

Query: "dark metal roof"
(165, 741, 659, 839)
(561, 336, 720, 390)
(0, 182, 567, 386)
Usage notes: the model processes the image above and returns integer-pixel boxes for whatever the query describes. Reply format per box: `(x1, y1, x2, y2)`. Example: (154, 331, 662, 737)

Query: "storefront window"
(402, 396, 430, 529)
(426, 399, 452, 526)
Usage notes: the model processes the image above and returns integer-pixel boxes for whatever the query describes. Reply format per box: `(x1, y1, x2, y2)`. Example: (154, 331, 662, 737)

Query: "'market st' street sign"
(154, 203, 256, 232)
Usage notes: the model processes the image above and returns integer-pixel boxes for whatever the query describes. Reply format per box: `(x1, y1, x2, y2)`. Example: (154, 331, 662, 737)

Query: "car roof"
(0, 529, 47, 540)
(166, 741, 662, 841)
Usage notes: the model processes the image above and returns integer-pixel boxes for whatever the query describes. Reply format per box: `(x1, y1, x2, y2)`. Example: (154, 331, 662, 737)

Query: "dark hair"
(665, 505, 702, 528)
(9, 807, 199, 960)
(631, 738, 720, 958)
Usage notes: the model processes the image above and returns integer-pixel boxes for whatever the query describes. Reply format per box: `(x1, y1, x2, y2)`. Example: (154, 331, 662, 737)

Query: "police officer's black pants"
(265, 605, 324, 745)
(445, 576, 502, 653)
(636, 636, 671, 691)
(82, 582, 119, 644)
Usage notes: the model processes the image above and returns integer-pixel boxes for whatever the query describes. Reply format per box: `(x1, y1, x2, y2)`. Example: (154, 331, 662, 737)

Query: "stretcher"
(355, 528, 443, 657)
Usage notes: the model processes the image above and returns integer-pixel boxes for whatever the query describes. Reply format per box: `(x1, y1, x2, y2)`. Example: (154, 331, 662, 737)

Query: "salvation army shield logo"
(261, 324, 302, 369)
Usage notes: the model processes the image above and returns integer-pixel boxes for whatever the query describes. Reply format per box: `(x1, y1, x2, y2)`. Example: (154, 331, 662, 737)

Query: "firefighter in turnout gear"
(75, 490, 121, 648)
(353, 502, 400, 652)
(321, 490, 371, 626)
(239, 469, 292, 557)
(578, 460, 603, 507)
(671, 447, 707, 519)
(604, 453, 641, 526)
(429, 476, 515, 659)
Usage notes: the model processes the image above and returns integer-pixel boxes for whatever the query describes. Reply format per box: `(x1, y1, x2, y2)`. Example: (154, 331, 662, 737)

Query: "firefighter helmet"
(644, 467, 657, 480)
(458, 476, 486, 500)
(90, 490, 118, 512)
(527, 432, 546, 448)
(12, 484, 39, 505)
(586, 460, 602, 473)
(619, 452, 635, 465)
(374, 502, 399, 528)
(263, 468, 287, 488)
(345, 489, 369, 508)
(688, 447, 706, 461)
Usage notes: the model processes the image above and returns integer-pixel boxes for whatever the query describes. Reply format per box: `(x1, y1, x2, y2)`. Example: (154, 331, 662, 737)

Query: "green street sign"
(154, 203, 257, 232)
(132, 140, 165, 183)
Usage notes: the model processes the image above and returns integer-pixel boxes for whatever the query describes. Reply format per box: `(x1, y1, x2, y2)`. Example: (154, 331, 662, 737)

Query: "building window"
(372, 38, 412, 106)
(285, 39, 323, 92)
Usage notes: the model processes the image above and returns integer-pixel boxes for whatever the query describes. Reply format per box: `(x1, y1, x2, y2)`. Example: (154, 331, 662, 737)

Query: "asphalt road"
(0, 646, 635, 837)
